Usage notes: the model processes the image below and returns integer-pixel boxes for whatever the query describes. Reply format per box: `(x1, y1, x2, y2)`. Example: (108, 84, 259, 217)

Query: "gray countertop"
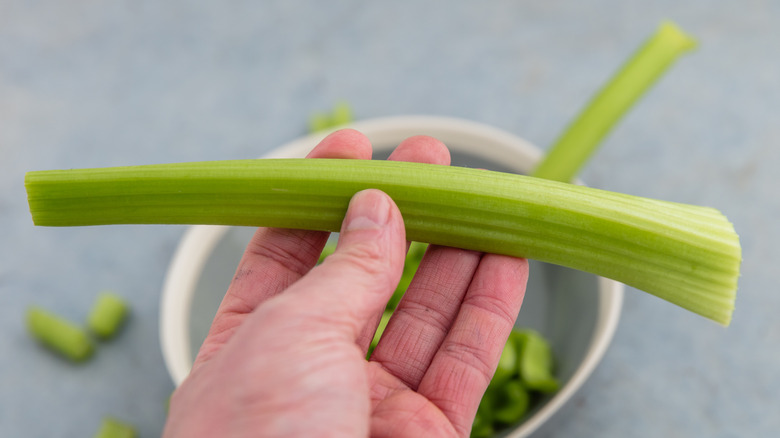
(2, 1, 777, 437)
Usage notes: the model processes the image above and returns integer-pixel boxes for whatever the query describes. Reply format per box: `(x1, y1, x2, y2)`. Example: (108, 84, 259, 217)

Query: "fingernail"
(344, 189, 391, 231)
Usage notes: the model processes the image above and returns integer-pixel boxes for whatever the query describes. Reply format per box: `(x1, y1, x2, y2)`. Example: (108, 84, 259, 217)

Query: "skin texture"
(163, 129, 529, 438)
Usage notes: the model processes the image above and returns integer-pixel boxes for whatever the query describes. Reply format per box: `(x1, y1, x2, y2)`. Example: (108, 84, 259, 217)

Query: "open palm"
(163, 130, 528, 438)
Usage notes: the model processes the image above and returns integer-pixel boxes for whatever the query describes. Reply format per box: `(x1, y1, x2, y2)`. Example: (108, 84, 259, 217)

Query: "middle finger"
(369, 245, 483, 389)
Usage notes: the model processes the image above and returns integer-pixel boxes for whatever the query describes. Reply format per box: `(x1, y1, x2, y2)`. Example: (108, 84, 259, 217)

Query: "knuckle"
(339, 240, 387, 275)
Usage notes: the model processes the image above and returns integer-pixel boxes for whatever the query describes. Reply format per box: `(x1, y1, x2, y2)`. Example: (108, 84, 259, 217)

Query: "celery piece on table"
(94, 417, 136, 438)
(26, 306, 94, 362)
(25, 158, 740, 325)
(330, 101, 354, 127)
(532, 21, 697, 183)
(87, 292, 130, 340)
(308, 101, 354, 133)
(308, 112, 332, 133)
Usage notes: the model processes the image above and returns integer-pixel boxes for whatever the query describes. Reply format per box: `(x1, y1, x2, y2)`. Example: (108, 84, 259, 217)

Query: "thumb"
(284, 189, 407, 339)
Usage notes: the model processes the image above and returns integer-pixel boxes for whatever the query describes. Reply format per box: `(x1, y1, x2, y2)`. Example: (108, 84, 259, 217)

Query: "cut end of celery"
(658, 20, 698, 52)
(648, 225, 740, 327)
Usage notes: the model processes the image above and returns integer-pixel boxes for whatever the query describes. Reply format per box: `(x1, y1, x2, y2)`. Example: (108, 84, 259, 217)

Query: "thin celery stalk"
(532, 21, 697, 182)
(25, 158, 740, 325)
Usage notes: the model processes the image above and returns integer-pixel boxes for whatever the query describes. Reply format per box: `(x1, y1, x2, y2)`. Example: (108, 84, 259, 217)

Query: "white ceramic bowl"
(159, 115, 623, 437)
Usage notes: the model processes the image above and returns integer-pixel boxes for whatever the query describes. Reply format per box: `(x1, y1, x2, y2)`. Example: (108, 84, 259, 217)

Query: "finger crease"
(461, 291, 518, 328)
(244, 230, 324, 277)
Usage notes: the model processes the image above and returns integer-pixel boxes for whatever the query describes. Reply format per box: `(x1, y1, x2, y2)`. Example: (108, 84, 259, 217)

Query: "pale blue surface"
(2, 1, 778, 437)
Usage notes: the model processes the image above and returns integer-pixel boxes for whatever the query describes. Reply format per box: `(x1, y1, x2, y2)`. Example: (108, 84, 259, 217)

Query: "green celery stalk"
(25, 158, 740, 325)
(532, 21, 697, 182)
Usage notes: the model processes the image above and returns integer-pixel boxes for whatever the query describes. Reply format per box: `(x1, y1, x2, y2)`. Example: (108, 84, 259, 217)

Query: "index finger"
(417, 254, 529, 436)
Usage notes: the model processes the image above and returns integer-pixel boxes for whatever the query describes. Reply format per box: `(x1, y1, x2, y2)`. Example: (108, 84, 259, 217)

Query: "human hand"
(163, 129, 529, 438)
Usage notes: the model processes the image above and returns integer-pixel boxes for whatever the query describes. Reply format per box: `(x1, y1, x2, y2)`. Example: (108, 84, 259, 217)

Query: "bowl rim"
(159, 115, 624, 437)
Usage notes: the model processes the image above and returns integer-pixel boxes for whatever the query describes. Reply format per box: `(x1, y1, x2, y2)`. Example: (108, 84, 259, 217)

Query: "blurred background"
(2, 1, 777, 436)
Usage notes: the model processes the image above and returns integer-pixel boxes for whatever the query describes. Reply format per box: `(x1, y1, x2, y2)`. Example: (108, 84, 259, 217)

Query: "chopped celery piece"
(472, 391, 496, 438)
(477, 329, 560, 436)
(492, 333, 518, 384)
(94, 417, 136, 438)
(471, 408, 495, 438)
(330, 101, 353, 127)
(493, 380, 531, 425)
(26, 306, 94, 362)
(308, 101, 354, 133)
(308, 112, 332, 133)
(517, 329, 560, 393)
(533, 21, 697, 182)
(87, 292, 129, 339)
(25, 158, 740, 325)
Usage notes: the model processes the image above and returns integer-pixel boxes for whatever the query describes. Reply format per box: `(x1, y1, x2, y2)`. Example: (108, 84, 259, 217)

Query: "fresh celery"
(25, 158, 740, 325)
(330, 101, 353, 127)
(93, 417, 136, 438)
(308, 101, 354, 133)
(492, 380, 531, 425)
(87, 292, 129, 340)
(472, 395, 496, 438)
(492, 333, 519, 385)
(308, 112, 332, 133)
(532, 21, 697, 182)
(476, 329, 556, 435)
(516, 329, 560, 393)
(26, 306, 94, 362)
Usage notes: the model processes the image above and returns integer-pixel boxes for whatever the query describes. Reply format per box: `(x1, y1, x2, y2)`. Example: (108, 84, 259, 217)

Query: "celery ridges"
(25, 158, 740, 325)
